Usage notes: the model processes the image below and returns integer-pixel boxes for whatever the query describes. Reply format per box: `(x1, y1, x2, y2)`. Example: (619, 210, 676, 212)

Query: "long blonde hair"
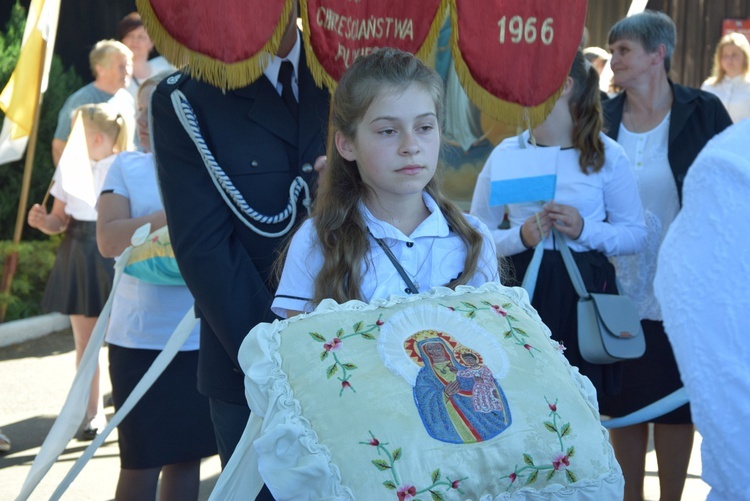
(706, 32, 750, 85)
(74, 102, 132, 154)
(306, 48, 486, 304)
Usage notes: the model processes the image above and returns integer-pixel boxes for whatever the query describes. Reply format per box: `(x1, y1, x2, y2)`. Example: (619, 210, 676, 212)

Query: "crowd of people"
(5, 5, 748, 501)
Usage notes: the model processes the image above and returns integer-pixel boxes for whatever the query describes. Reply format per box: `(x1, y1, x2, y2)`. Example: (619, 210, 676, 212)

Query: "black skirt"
(598, 319, 691, 424)
(41, 219, 114, 317)
(108, 344, 217, 469)
(508, 247, 622, 397)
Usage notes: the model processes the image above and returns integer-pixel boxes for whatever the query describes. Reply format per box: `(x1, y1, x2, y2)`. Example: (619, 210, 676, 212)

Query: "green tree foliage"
(1, 2, 83, 320)
(0, 1, 83, 242)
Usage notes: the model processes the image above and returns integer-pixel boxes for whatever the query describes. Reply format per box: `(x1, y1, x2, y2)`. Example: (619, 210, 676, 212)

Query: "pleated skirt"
(41, 219, 114, 317)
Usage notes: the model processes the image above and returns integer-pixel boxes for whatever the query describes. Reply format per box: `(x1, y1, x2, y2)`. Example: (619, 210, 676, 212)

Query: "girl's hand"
(27, 204, 48, 230)
(520, 211, 552, 248)
(543, 201, 584, 239)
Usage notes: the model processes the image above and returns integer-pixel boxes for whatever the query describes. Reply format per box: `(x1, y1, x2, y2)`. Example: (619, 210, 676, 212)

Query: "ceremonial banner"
(0, 0, 60, 165)
(57, 111, 94, 206)
(300, 0, 448, 90)
(135, 0, 294, 89)
(450, 0, 587, 128)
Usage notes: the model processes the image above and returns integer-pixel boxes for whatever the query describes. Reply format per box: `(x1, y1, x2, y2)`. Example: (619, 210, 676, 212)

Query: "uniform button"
(405, 288, 411, 294)
(302, 162, 313, 173)
(251, 160, 259, 168)
(406, 242, 414, 248)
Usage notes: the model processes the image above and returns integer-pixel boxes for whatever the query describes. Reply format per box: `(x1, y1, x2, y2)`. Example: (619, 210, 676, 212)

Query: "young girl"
(27, 102, 131, 438)
(97, 73, 216, 500)
(272, 48, 499, 318)
(470, 51, 647, 394)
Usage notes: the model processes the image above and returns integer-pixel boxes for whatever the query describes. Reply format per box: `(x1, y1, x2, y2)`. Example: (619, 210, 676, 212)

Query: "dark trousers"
(208, 397, 275, 500)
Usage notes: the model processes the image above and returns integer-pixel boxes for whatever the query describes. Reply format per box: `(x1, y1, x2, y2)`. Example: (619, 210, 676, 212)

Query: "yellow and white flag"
(57, 111, 95, 206)
(0, 0, 60, 165)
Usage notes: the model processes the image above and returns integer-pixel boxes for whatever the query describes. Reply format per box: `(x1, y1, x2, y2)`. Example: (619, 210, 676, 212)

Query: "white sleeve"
(469, 147, 527, 257)
(576, 140, 647, 256)
(101, 155, 128, 198)
(465, 215, 501, 284)
(271, 219, 322, 318)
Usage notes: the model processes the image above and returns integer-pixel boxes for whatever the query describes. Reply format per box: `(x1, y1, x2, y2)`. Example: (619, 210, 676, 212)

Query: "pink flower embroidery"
(491, 304, 508, 316)
(369, 437, 380, 446)
(548, 403, 557, 412)
(447, 306, 455, 311)
(397, 485, 416, 500)
(451, 479, 461, 489)
(552, 454, 570, 471)
(376, 319, 384, 326)
(523, 344, 533, 351)
(509, 472, 517, 483)
(341, 380, 352, 390)
(324, 337, 342, 352)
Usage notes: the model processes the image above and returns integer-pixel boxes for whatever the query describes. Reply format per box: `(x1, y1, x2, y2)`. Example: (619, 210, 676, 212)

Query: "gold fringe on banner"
(448, 1, 563, 130)
(300, 0, 450, 93)
(136, 0, 295, 90)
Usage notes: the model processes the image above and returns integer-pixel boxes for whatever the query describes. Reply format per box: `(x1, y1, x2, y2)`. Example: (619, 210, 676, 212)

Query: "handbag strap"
(554, 228, 591, 300)
(368, 230, 419, 294)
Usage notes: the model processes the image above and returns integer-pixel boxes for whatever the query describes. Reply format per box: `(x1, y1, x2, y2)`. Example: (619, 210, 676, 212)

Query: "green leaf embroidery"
(461, 301, 477, 309)
(431, 468, 440, 483)
(309, 332, 326, 342)
(326, 364, 338, 378)
(430, 490, 445, 501)
(336, 327, 345, 338)
(565, 469, 578, 483)
(523, 453, 534, 466)
(342, 363, 358, 370)
(514, 327, 528, 336)
(502, 303, 513, 308)
(383, 480, 397, 490)
(507, 315, 519, 322)
(353, 321, 364, 333)
(567, 446, 576, 457)
(467, 310, 476, 319)
(392, 448, 401, 461)
(360, 332, 376, 340)
(544, 421, 558, 433)
(372, 459, 391, 471)
(503, 330, 513, 339)
(526, 470, 538, 485)
(320, 351, 329, 361)
(560, 423, 571, 437)
(546, 469, 556, 481)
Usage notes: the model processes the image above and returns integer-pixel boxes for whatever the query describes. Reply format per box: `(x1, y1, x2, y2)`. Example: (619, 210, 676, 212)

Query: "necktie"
(278, 61, 298, 119)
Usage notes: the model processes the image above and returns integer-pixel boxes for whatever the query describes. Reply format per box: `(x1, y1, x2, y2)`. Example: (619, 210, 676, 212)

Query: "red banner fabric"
(137, 0, 293, 89)
(451, 0, 587, 127)
(301, 0, 448, 90)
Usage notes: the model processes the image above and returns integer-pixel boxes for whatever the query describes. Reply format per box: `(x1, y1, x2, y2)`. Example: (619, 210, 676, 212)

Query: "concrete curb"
(0, 313, 70, 348)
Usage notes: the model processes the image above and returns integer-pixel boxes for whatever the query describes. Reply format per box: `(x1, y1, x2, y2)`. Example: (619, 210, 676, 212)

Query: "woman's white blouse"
(272, 193, 500, 317)
(701, 75, 750, 123)
(470, 131, 646, 257)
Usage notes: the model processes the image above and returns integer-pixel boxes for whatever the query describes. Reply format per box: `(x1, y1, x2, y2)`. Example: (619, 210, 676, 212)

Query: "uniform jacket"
(602, 80, 732, 199)
(152, 46, 330, 402)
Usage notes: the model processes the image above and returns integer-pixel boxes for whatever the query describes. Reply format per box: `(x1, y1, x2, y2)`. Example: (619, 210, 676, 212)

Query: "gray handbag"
(556, 230, 645, 364)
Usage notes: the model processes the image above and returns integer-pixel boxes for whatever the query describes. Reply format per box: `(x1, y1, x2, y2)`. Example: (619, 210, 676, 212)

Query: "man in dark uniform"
(151, 1, 330, 476)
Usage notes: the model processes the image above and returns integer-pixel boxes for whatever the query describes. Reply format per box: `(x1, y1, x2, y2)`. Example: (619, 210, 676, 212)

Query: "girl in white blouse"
(701, 32, 750, 123)
(27, 103, 130, 439)
(470, 51, 646, 395)
(273, 48, 499, 318)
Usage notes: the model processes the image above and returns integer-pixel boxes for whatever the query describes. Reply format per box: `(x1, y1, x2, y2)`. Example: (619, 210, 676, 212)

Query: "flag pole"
(0, 38, 47, 322)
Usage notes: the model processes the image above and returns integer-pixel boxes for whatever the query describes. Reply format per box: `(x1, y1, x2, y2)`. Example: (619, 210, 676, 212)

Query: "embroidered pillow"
(123, 226, 184, 285)
(234, 283, 623, 500)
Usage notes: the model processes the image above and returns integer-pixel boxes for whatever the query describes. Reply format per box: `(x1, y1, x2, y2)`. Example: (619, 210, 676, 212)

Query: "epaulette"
(163, 71, 189, 89)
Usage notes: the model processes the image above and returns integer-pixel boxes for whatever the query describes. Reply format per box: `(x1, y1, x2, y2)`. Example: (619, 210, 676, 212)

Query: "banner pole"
(0, 39, 47, 322)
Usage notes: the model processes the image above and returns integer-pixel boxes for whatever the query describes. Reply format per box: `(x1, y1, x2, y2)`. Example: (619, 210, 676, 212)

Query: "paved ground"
(0, 329, 710, 500)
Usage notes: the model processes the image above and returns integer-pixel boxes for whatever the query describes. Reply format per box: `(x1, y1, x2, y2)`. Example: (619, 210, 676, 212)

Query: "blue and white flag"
(489, 147, 558, 206)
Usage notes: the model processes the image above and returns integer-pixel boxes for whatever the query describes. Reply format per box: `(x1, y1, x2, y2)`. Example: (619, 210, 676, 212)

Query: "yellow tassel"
(136, 0, 295, 90)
